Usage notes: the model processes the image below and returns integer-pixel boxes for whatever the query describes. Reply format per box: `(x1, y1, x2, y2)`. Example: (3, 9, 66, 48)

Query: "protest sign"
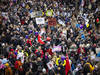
(52, 46, 61, 52)
(47, 61, 54, 70)
(30, 12, 36, 18)
(58, 19, 65, 26)
(48, 18, 56, 26)
(36, 18, 45, 24)
(36, 11, 44, 17)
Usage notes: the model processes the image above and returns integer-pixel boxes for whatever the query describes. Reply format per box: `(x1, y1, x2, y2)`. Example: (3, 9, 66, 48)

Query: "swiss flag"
(65, 54, 71, 75)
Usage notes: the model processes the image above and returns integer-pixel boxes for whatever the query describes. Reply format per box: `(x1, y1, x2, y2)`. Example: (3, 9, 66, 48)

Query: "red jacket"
(27, 39, 32, 46)
(14, 61, 22, 70)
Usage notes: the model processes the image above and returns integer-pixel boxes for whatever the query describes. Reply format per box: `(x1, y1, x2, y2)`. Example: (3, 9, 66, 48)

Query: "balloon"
(25, 35, 28, 39)
(80, 25, 83, 29)
(86, 24, 89, 28)
(96, 18, 99, 23)
(46, 37, 51, 41)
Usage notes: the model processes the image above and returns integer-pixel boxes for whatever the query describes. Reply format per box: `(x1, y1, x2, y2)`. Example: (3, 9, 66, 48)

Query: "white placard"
(47, 61, 54, 70)
(36, 18, 45, 24)
(58, 19, 65, 26)
(52, 46, 61, 52)
(30, 12, 36, 18)
(96, 48, 100, 54)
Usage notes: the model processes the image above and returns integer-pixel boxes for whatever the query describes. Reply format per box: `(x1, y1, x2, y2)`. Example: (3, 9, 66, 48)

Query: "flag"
(65, 54, 71, 75)
(38, 35, 45, 44)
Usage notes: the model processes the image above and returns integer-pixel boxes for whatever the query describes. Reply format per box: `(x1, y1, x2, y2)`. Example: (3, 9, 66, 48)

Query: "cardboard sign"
(47, 61, 54, 70)
(96, 48, 100, 54)
(30, 12, 36, 18)
(48, 18, 56, 26)
(36, 18, 45, 24)
(52, 46, 61, 52)
(37, 11, 44, 17)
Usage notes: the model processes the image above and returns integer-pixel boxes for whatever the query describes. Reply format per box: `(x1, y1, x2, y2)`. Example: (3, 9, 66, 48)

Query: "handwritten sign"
(48, 18, 56, 26)
(47, 61, 54, 70)
(36, 18, 45, 24)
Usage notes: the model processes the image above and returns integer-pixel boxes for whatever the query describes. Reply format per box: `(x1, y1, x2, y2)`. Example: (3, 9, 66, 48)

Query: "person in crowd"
(0, 0, 100, 75)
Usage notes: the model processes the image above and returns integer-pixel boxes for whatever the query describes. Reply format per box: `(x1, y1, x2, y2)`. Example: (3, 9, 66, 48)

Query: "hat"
(10, 49, 14, 51)
(5, 63, 9, 67)
(42, 68, 46, 73)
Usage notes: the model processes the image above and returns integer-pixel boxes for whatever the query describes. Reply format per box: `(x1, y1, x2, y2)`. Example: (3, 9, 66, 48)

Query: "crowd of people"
(0, 0, 100, 75)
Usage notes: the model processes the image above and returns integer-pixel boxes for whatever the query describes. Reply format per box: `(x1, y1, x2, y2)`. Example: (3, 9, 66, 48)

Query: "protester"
(0, 0, 100, 75)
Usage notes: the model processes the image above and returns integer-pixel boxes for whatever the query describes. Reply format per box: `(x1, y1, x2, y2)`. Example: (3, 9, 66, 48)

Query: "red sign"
(48, 18, 57, 26)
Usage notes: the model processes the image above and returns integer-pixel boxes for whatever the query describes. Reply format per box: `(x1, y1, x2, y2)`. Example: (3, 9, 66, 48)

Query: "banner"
(48, 18, 57, 26)
(36, 18, 45, 24)
(47, 61, 54, 70)
(52, 46, 61, 52)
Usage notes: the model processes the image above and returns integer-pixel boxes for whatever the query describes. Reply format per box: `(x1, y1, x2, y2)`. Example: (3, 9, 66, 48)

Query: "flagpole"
(65, 47, 73, 75)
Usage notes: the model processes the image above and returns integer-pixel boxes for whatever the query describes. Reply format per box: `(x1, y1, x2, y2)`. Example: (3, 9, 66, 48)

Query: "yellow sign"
(46, 10, 53, 16)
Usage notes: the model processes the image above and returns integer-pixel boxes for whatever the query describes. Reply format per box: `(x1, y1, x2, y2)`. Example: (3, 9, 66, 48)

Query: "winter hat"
(5, 63, 9, 67)
(10, 49, 14, 51)
(42, 68, 46, 73)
